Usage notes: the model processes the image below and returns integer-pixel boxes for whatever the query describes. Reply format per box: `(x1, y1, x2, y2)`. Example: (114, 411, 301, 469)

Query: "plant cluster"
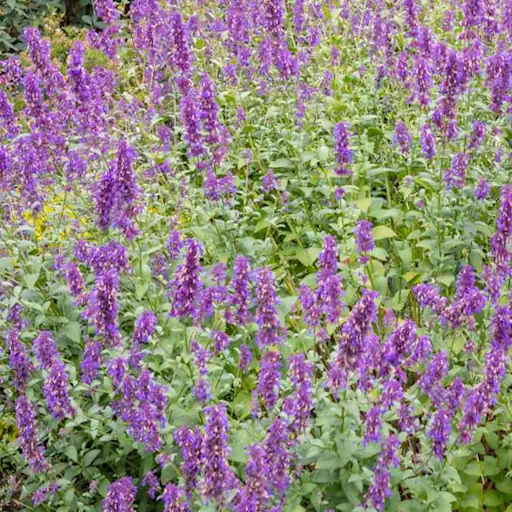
(1, 0, 512, 511)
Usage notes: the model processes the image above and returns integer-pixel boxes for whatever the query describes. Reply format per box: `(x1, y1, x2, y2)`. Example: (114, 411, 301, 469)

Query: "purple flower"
(175, 427, 204, 496)
(333, 122, 353, 175)
(7, 330, 35, 391)
(65, 262, 85, 302)
(413, 283, 446, 314)
(212, 330, 230, 353)
(168, 239, 203, 318)
(412, 56, 432, 106)
(84, 269, 121, 346)
(193, 378, 212, 403)
(253, 350, 281, 414)
(142, 470, 161, 500)
(418, 351, 448, 396)
(236, 445, 271, 511)
(15, 394, 49, 473)
(393, 121, 412, 155)
(95, 140, 139, 236)
(103, 477, 137, 512)
(32, 482, 58, 506)
(354, 220, 374, 263)
(33, 331, 59, 370)
(428, 409, 451, 459)
(263, 418, 291, 497)
(420, 124, 436, 160)
(43, 359, 75, 420)
(165, 230, 184, 260)
(202, 404, 237, 504)
(364, 405, 383, 445)
(445, 153, 470, 190)
(254, 267, 282, 348)
(199, 73, 222, 145)
(285, 354, 313, 434)
(469, 120, 486, 150)
(262, 171, 278, 192)
(229, 255, 252, 325)
(162, 484, 190, 512)
(475, 178, 490, 200)
(93, 0, 120, 23)
(133, 311, 158, 344)
(491, 185, 512, 270)
(239, 344, 253, 371)
(81, 341, 102, 385)
(180, 91, 205, 157)
(364, 435, 401, 511)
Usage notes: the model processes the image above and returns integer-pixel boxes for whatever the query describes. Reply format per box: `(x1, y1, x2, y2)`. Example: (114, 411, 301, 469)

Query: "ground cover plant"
(1, 0, 512, 510)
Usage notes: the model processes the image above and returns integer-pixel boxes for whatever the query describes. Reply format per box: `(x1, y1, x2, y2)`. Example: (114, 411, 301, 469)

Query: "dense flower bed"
(1, 0, 512, 510)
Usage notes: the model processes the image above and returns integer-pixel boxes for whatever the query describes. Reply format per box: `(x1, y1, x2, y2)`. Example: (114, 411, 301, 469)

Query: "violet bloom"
(285, 354, 314, 434)
(15, 394, 49, 473)
(413, 283, 447, 314)
(418, 351, 448, 396)
(393, 121, 412, 155)
(236, 445, 271, 511)
(7, 330, 35, 391)
(331, 289, 379, 394)
(428, 409, 451, 459)
(65, 262, 85, 303)
(239, 344, 253, 371)
(168, 239, 203, 318)
(254, 267, 282, 348)
(212, 330, 230, 353)
(43, 359, 75, 420)
(473, 175, 489, 200)
(199, 73, 222, 145)
(469, 120, 486, 150)
(180, 91, 205, 157)
(165, 230, 184, 260)
(253, 350, 281, 414)
(412, 56, 432, 106)
(95, 140, 139, 235)
(103, 477, 137, 512)
(333, 122, 353, 175)
(354, 220, 374, 263)
(93, 0, 119, 23)
(83, 269, 121, 346)
(445, 153, 470, 190)
(263, 418, 291, 497)
(80, 341, 102, 385)
(491, 185, 512, 270)
(262, 170, 278, 192)
(175, 427, 204, 496)
(33, 331, 58, 370)
(162, 484, 190, 512)
(202, 404, 237, 504)
(364, 435, 401, 511)
(142, 470, 161, 500)
(420, 124, 436, 160)
(32, 482, 58, 506)
(229, 255, 252, 325)
(133, 311, 158, 344)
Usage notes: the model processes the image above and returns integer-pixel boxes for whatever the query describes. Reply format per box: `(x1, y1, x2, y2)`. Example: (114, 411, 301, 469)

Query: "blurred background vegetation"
(0, 0, 132, 56)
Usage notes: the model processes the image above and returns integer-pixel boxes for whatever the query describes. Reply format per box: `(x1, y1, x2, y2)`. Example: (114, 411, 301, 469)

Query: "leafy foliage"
(1, 0, 512, 511)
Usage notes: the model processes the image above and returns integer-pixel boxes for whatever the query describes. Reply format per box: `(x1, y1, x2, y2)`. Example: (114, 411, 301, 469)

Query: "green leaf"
(65, 445, 78, 463)
(483, 456, 501, 476)
(464, 462, 482, 477)
(83, 449, 101, 467)
(271, 158, 295, 169)
(296, 247, 323, 267)
(23, 273, 40, 290)
(373, 225, 397, 240)
(483, 490, 504, 507)
(62, 322, 81, 344)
